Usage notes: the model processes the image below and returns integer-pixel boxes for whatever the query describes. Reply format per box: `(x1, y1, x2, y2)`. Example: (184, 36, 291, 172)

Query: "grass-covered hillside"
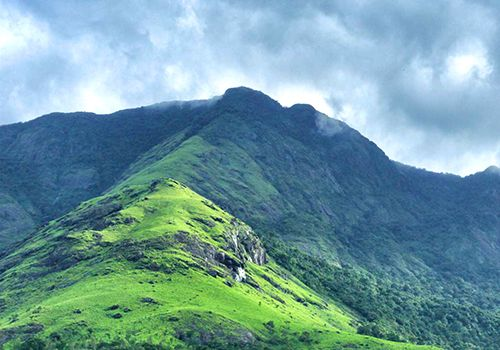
(116, 89, 500, 349)
(0, 87, 498, 349)
(0, 179, 437, 349)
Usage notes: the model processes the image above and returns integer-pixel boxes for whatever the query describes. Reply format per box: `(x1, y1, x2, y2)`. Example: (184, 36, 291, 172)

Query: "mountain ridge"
(0, 87, 498, 349)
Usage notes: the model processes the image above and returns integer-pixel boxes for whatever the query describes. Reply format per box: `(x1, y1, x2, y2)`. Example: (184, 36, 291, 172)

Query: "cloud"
(315, 111, 346, 137)
(0, 3, 50, 65)
(0, 0, 499, 175)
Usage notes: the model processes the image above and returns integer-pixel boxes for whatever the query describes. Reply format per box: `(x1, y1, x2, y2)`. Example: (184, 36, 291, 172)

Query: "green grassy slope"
(1, 87, 498, 349)
(0, 179, 436, 349)
(114, 88, 500, 349)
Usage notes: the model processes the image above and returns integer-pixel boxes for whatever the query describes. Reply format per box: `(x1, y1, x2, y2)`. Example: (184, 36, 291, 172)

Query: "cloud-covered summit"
(1, 0, 499, 175)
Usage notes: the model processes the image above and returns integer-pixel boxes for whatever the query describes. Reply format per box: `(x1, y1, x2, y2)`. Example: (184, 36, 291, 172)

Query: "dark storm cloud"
(0, 0, 498, 174)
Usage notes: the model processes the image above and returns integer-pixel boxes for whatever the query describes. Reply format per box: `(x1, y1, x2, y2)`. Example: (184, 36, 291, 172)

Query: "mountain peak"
(223, 86, 270, 98)
(475, 165, 500, 180)
(471, 165, 500, 177)
(484, 165, 500, 174)
(219, 87, 282, 111)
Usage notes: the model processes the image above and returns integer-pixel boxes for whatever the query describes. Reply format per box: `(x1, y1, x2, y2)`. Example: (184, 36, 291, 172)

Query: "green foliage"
(264, 235, 500, 350)
(0, 87, 498, 349)
(0, 103, 214, 245)
(112, 88, 499, 349)
(0, 179, 435, 349)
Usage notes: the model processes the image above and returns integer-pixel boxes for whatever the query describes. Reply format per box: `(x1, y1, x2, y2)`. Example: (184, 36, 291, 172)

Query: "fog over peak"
(1, 0, 499, 175)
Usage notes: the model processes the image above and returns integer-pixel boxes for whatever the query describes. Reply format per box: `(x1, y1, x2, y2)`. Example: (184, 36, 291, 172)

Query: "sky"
(1, 0, 499, 175)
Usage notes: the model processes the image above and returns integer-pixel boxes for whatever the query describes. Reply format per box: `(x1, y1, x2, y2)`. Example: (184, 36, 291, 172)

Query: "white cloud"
(0, 3, 50, 67)
(274, 85, 333, 116)
(445, 42, 493, 83)
(0, 0, 499, 175)
(76, 82, 125, 114)
(164, 65, 193, 93)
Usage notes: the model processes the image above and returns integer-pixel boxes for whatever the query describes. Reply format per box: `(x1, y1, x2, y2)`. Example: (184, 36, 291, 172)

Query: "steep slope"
(119, 88, 500, 282)
(2, 87, 497, 283)
(0, 87, 498, 348)
(0, 100, 215, 246)
(115, 88, 500, 348)
(0, 179, 435, 350)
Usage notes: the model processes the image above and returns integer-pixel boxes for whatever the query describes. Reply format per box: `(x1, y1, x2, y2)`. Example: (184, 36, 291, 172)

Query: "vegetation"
(0, 87, 498, 348)
(0, 179, 437, 349)
(264, 236, 500, 349)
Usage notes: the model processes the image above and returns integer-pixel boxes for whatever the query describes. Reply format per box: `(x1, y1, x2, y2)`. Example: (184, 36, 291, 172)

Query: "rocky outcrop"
(217, 220, 267, 282)
(173, 218, 267, 282)
(225, 219, 267, 265)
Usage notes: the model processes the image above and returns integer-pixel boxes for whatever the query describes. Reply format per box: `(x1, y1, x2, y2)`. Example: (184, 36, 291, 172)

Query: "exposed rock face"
(172, 310, 257, 348)
(0, 323, 44, 346)
(234, 267, 246, 282)
(226, 219, 267, 266)
(219, 220, 267, 282)
(174, 218, 267, 282)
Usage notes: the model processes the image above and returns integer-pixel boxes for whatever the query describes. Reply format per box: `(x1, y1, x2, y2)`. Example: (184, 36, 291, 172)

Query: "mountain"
(0, 87, 498, 349)
(0, 102, 214, 246)
(119, 88, 500, 281)
(0, 179, 436, 349)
